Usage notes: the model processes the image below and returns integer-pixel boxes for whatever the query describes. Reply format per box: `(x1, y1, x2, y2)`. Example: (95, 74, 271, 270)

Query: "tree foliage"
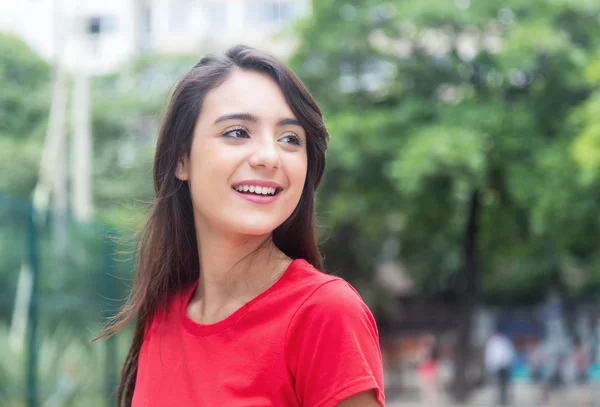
(291, 0, 600, 301)
(291, 2, 600, 398)
(0, 34, 50, 196)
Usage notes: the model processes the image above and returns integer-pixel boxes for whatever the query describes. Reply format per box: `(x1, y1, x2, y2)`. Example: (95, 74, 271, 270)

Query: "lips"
(232, 180, 282, 194)
(231, 180, 283, 204)
(233, 184, 278, 196)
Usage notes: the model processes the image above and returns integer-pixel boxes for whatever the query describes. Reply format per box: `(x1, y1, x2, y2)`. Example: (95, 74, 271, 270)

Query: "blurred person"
(484, 325, 516, 406)
(95, 45, 384, 407)
(572, 337, 590, 406)
(529, 341, 544, 384)
(417, 335, 442, 406)
(540, 351, 567, 407)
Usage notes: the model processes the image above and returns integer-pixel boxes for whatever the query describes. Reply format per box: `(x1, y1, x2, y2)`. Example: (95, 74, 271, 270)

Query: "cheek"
(289, 154, 308, 187)
(189, 143, 230, 185)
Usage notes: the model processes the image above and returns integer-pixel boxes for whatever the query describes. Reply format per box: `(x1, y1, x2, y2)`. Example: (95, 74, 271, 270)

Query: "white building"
(0, 0, 310, 75)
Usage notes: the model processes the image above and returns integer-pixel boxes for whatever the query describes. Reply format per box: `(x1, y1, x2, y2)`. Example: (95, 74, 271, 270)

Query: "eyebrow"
(214, 113, 302, 127)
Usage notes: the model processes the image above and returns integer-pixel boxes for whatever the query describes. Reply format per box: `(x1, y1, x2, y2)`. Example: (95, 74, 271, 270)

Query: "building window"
(169, 2, 187, 32)
(142, 8, 152, 32)
(205, 3, 227, 27)
(86, 15, 117, 36)
(247, 1, 296, 25)
(140, 8, 153, 52)
(277, 2, 294, 21)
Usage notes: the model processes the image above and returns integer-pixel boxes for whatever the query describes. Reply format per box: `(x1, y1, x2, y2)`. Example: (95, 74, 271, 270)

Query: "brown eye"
(280, 134, 302, 146)
(223, 127, 250, 139)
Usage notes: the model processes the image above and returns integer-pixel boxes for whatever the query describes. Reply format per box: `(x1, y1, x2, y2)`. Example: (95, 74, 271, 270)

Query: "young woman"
(97, 45, 385, 407)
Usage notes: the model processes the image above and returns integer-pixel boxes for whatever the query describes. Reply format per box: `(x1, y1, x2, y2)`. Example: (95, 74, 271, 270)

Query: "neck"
(189, 225, 291, 323)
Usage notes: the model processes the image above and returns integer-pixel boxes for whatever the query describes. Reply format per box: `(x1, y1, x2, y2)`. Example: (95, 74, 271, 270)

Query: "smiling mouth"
(232, 185, 282, 196)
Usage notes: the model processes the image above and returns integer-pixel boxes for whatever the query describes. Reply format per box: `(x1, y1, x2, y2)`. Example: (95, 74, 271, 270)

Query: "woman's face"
(176, 69, 308, 239)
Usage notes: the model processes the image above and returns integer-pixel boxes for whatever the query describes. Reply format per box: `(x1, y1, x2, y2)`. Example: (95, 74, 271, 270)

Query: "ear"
(175, 155, 189, 181)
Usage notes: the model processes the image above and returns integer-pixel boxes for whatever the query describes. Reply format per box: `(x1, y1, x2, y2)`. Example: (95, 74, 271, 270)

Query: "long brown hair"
(95, 45, 329, 406)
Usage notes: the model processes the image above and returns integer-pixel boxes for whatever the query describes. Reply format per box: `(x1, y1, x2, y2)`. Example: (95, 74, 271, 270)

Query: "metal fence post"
(26, 205, 39, 407)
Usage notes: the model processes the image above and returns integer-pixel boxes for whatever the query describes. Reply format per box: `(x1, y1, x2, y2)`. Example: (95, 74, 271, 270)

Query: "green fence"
(0, 192, 134, 407)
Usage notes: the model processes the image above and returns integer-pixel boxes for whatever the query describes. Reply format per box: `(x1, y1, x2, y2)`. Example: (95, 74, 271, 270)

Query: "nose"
(248, 135, 281, 170)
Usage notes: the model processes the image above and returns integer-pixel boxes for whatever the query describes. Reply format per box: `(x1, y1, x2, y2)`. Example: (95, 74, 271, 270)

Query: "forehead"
(199, 69, 296, 123)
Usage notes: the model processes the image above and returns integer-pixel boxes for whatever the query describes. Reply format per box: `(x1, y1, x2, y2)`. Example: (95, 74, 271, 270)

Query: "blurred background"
(2, 0, 600, 406)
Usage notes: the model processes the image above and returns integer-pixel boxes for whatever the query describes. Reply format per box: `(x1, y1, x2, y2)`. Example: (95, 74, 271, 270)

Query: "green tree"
(569, 51, 600, 295)
(0, 34, 50, 197)
(0, 34, 50, 325)
(291, 0, 600, 399)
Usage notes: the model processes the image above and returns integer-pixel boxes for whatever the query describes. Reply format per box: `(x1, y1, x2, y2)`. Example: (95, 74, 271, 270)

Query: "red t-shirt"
(132, 259, 385, 406)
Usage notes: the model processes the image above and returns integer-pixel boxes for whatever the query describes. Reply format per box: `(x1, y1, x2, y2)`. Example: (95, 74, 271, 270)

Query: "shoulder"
(283, 261, 385, 407)
(145, 282, 195, 338)
(299, 278, 372, 318)
(284, 261, 379, 342)
(286, 259, 375, 325)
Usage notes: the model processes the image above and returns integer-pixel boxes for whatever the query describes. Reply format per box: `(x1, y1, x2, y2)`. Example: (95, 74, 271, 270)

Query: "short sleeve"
(285, 279, 385, 407)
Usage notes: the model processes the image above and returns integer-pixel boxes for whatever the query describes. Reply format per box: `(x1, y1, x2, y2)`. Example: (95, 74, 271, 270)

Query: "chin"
(228, 220, 286, 238)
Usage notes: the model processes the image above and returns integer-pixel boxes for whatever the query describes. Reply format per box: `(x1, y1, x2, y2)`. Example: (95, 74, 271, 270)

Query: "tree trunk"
(452, 188, 481, 402)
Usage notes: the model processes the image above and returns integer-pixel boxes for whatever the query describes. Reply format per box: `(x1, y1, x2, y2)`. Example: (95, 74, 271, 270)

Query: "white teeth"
(234, 185, 278, 196)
